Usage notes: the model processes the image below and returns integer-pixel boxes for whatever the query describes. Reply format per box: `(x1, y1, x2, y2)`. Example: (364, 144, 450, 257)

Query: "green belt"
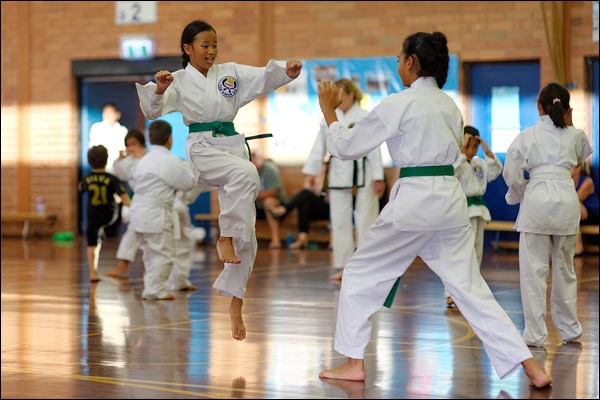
(189, 121, 238, 137)
(399, 165, 454, 178)
(188, 121, 273, 161)
(384, 164, 454, 309)
(467, 195, 486, 207)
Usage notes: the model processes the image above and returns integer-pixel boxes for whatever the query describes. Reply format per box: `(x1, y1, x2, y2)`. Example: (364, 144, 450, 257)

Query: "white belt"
(529, 165, 571, 180)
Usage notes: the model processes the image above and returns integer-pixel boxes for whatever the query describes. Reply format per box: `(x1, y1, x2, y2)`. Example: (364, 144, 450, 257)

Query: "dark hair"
(88, 145, 108, 169)
(402, 31, 449, 89)
(181, 20, 216, 68)
(464, 125, 480, 137)
(149, 120, 172, 145)
(538, 82, 570, 129)
(124, 128, 146, 148)
(102, 102, 119, 112)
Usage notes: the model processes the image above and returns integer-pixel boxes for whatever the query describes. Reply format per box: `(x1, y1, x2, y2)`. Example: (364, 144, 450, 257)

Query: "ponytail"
(538, 82, 570, 128)
(402, 31, 449, 89)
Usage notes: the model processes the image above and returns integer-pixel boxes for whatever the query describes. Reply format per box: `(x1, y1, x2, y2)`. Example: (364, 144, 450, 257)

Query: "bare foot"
(230, 297, 246, 341)
(217, 236, 241, 264)
(270, 205, 287, 218)
(330, 269, 344, 281)
(107, 260, 129, 278)
(289, 240, 307, 250)
(320, 378, 365, 398)
(269, 241, 282, 249)
(522, 358, 552, 388)
(319, 358, 365, 381)
(179, 285, 199, 292)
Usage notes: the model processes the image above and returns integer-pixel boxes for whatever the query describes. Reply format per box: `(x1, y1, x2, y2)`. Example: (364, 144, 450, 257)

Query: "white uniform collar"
(410, 76, 438, 89)
(538, 114, 560, 129)
(185, 63, 210, 80)
(149, 145, 171, 153)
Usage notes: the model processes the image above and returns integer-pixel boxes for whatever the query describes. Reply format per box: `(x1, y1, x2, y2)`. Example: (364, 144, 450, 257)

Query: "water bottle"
(286, 232, 294, 247)
(36, 196, 45, 213)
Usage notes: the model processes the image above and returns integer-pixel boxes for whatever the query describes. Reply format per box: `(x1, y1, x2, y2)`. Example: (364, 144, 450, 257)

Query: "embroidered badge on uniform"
(473, 165, 484, 179)
(218, 76, 238, 97)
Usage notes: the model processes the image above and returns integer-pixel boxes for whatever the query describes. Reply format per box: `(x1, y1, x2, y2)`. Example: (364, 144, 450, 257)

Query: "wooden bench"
(194, 205, 331, 245)
(1, 212, 58, 238)
(485, 220, 600, 252)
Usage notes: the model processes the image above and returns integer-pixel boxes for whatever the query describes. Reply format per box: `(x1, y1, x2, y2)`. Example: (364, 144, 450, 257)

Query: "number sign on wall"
(116, 1, 157, 25)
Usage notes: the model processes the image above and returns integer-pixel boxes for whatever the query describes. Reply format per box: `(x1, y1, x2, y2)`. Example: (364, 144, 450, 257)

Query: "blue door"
(469, 62, 540, 222)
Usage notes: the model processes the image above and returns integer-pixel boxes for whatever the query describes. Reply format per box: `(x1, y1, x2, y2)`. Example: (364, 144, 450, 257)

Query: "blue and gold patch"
(218, 76, 238, 97)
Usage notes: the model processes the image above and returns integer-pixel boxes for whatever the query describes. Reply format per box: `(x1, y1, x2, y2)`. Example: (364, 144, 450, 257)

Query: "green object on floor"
(383, 277, 401, 308)
(52, 231, 74, 241)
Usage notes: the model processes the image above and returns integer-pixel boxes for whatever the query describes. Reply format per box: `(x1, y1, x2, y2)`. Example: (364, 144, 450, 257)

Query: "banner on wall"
(266, 55, 459, 166)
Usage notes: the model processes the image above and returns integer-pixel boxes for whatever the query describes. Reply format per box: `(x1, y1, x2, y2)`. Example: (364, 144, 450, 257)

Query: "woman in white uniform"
(302, 79, 385, 281)
(135, 20, 302, 340)
(317, 31, 551, 388)
(503, 82, 592, 348)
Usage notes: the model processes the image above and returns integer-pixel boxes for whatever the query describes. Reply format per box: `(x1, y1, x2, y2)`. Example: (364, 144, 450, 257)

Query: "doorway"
(73, 57, 212, 236)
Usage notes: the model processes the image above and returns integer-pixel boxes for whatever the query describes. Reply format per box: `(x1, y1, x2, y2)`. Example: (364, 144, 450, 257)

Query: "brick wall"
(1, 1, 598, 233)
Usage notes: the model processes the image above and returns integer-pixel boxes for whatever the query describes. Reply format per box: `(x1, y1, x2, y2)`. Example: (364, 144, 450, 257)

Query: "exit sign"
(120, 36, 155, 60)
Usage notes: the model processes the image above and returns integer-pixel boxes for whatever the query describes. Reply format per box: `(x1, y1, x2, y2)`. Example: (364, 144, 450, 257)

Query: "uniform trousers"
(519, 232, 582, 347)
(187, 131, 258, 299)
(329, 179, 379, 268)
(136, 214, 175, 300)
(334, 202, 533, 379)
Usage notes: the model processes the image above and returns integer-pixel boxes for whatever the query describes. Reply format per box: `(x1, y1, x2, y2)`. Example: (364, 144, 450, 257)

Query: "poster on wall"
(266, 55, 459, 166)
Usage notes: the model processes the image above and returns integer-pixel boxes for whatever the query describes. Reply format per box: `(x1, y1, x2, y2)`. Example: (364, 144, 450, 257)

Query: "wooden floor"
(1, 235, 598, 399)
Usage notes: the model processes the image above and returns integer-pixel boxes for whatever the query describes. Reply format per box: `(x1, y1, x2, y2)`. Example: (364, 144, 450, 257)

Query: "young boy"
(447, 125, 503, 307)
(79, 145, 131, 282)
(108, 128, 147, 278)
(128, 120, 196, 300)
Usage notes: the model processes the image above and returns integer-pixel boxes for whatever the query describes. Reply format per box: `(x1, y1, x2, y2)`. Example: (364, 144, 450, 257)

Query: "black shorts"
(86, 213, 118, 246)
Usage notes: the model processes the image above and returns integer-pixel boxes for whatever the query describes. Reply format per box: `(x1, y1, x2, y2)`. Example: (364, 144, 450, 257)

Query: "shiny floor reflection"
(1, 236, 598, 398)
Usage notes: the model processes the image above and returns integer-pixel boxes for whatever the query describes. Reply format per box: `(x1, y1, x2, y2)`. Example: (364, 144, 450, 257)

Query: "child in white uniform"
(302, 79, 385, 281)
(135, 20, 302, 340)
(446, 125, 502, 307)
(317, 31, 551, 388)
(503, 82, 592, 348)
(129, 121, 196, 300)
(108, 128, 147, 278)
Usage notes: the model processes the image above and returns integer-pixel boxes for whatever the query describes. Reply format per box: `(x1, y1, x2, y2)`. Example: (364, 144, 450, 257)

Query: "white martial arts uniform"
(503, 115, 592, 347)
(303, 103, 384, 268)
(129, 145, 196, 299)
(113, 154, 144, 263)
(136, 60, 294, 299)
(327, 77, 534, 380)
(169, 168, 204, 292)
(454, 153, 503, 266)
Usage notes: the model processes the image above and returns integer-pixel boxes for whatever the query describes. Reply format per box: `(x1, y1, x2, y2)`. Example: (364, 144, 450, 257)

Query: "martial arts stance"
(503, 82, 592, 348)
(136, 20, 302, 339)
(317, 31, 551, 388)
(301, 78, 384, 281)
(129, 120, 196, 300)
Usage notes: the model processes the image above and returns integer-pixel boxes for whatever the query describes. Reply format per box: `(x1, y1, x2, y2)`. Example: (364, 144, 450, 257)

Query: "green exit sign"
(120, 36, 155, 60)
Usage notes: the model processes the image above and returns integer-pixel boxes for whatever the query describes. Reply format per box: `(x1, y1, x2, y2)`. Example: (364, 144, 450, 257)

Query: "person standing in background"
(302, 78, 384, 282)
(89, 102, 128, 173)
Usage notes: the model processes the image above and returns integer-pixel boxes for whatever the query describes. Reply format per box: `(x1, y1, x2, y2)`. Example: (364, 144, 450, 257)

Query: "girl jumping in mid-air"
(136, 20, 302, 340)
